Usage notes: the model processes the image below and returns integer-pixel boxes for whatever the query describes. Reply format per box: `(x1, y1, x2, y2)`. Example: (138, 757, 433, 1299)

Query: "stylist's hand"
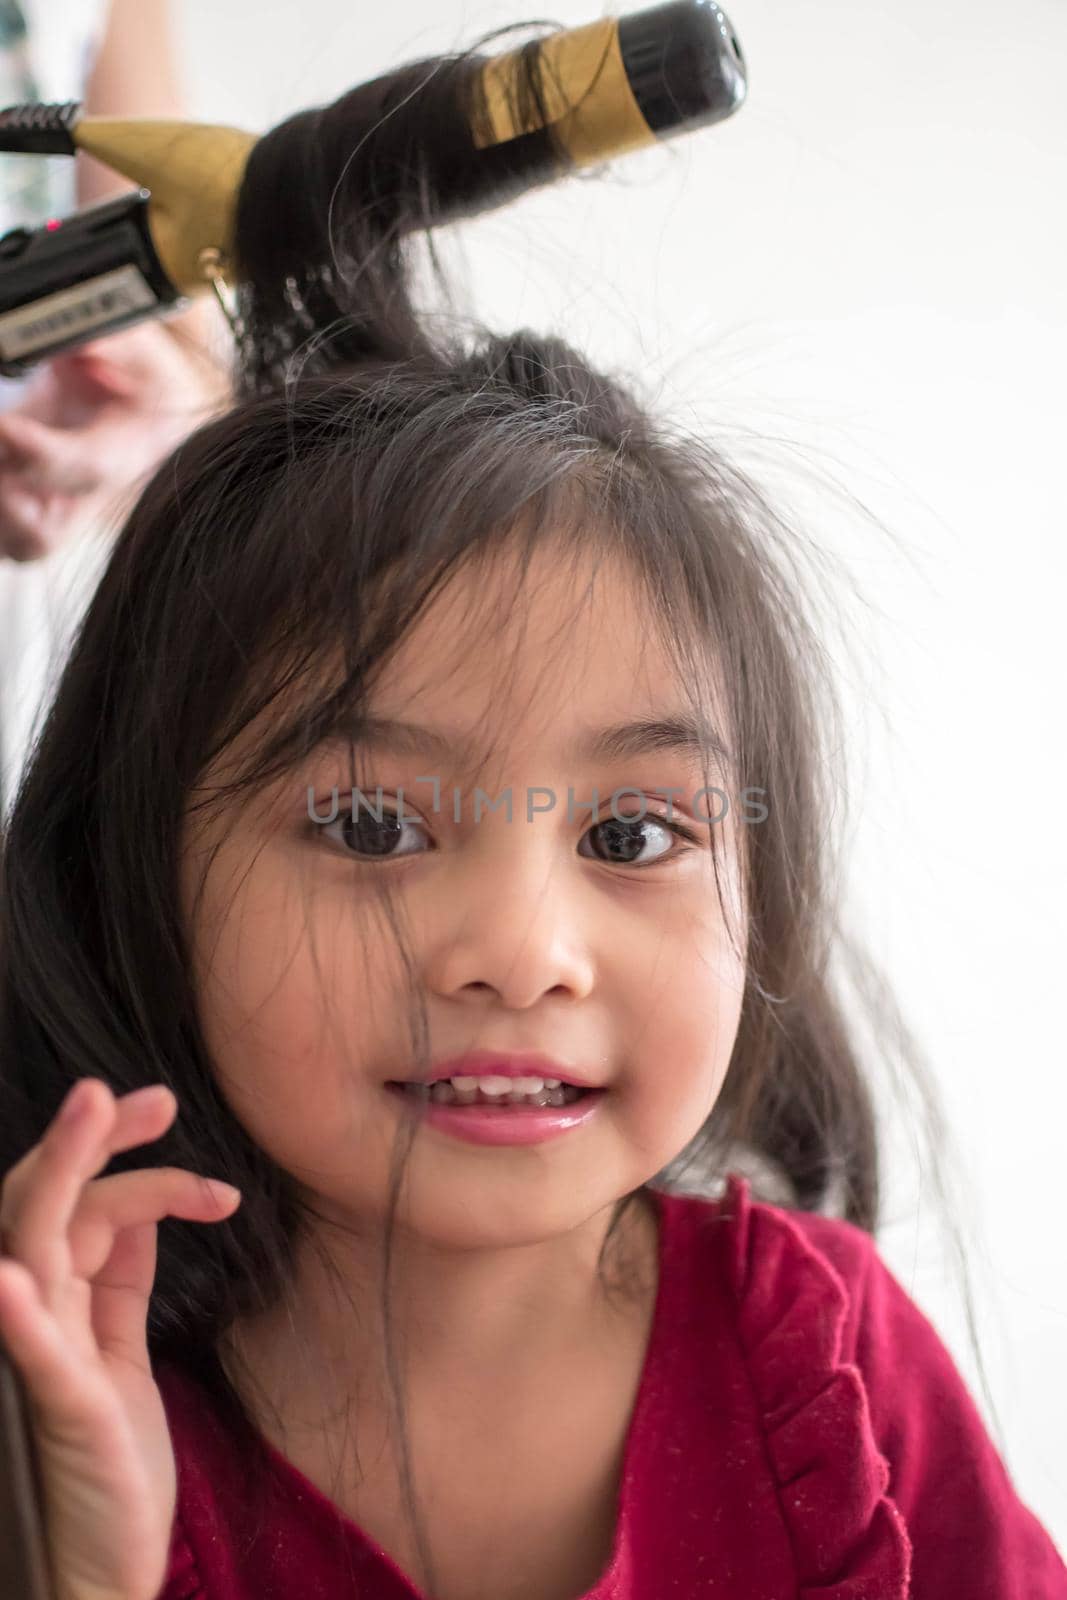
(0, 305, 231, 563)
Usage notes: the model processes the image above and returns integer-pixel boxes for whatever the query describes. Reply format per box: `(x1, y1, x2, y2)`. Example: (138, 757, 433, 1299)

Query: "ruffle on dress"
(719, 1172, 913, 1597)
(160, 1510, 204, 1600)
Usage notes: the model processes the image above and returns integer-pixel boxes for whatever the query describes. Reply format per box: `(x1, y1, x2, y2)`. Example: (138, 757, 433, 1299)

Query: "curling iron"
(0, 0, 745, 379)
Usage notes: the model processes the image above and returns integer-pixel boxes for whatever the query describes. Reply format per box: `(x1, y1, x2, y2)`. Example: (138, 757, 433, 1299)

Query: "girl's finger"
(0, 1082, 175, 1226)
(88, 1186, 234, 1371)
(66, 1167, 241, 1286)
(83, 1174, 239, 1373)
(0, 1082, 171, 1298)
(0, 1259, 118, 1438)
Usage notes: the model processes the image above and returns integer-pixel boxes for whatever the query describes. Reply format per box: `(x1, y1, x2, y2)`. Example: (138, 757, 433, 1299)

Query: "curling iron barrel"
(0, 0, 746, 377)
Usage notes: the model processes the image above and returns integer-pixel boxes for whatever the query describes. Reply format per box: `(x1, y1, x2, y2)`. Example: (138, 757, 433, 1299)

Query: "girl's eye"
(578, 813, 698, 867)
(313, 802, 700, 866)
(321, 806, 430, 859)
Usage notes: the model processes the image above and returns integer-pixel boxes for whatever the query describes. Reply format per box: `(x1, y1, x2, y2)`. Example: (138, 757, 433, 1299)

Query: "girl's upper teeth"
(447, 1075, 562, 1093)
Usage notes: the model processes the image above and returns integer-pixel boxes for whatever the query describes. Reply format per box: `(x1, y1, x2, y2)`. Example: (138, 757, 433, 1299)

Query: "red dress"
(153, 1173, 1067, 1598)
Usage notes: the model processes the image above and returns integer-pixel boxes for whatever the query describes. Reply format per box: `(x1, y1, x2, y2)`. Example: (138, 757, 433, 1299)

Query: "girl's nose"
(422, 842, 596, 1009)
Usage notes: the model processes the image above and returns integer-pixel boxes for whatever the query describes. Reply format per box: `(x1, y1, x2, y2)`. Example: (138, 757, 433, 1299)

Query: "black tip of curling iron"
(0, 101, 81, 156)
(619, 1, 747, 136)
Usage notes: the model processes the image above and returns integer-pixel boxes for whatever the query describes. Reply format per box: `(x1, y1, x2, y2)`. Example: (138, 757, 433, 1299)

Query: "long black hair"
(0, 27, 991, 1597)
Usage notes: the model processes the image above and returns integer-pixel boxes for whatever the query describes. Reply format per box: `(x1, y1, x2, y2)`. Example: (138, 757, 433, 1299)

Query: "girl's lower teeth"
(399, 1083, 585, 1108)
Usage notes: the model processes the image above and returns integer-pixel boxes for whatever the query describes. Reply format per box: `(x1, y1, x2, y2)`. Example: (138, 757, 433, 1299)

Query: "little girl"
(0, 37, 1065, 1600)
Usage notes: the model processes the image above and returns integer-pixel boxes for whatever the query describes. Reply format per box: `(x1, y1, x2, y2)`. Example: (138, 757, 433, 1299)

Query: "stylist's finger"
(0, 411, 103, 495)
(0, 480, 61, 560)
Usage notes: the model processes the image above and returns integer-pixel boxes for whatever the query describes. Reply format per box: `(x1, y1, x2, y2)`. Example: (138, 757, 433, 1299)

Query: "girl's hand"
(0, 1078, 241, 1600)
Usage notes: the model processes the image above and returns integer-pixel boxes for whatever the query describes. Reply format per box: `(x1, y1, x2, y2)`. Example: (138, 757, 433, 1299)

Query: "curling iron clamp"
(0, 0, 746, 376)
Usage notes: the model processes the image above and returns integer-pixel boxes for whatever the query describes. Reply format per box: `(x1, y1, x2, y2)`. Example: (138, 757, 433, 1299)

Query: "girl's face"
(181, 539, 747, 1253)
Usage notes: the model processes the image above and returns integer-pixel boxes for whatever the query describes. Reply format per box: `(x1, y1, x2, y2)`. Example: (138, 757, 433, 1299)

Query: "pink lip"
(390, 1050, 603, 1090)
(384, 1083, 606, 1146)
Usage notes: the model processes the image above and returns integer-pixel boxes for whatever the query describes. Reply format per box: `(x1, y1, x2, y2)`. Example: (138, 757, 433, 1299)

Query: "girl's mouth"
(383, 1081, 606, 1146)
(385, 1080, 592, 1108)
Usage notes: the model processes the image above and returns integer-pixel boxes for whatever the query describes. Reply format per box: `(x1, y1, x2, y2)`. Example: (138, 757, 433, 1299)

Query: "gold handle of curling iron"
(69, 119, 257, 296)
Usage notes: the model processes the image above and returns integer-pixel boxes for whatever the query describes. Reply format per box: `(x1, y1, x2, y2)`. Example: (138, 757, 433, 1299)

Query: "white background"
(168, 0, 1066, 1549)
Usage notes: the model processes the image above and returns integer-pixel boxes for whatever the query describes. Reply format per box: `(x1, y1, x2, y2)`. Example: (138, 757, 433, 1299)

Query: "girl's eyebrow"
(346, 713, 732, 769)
